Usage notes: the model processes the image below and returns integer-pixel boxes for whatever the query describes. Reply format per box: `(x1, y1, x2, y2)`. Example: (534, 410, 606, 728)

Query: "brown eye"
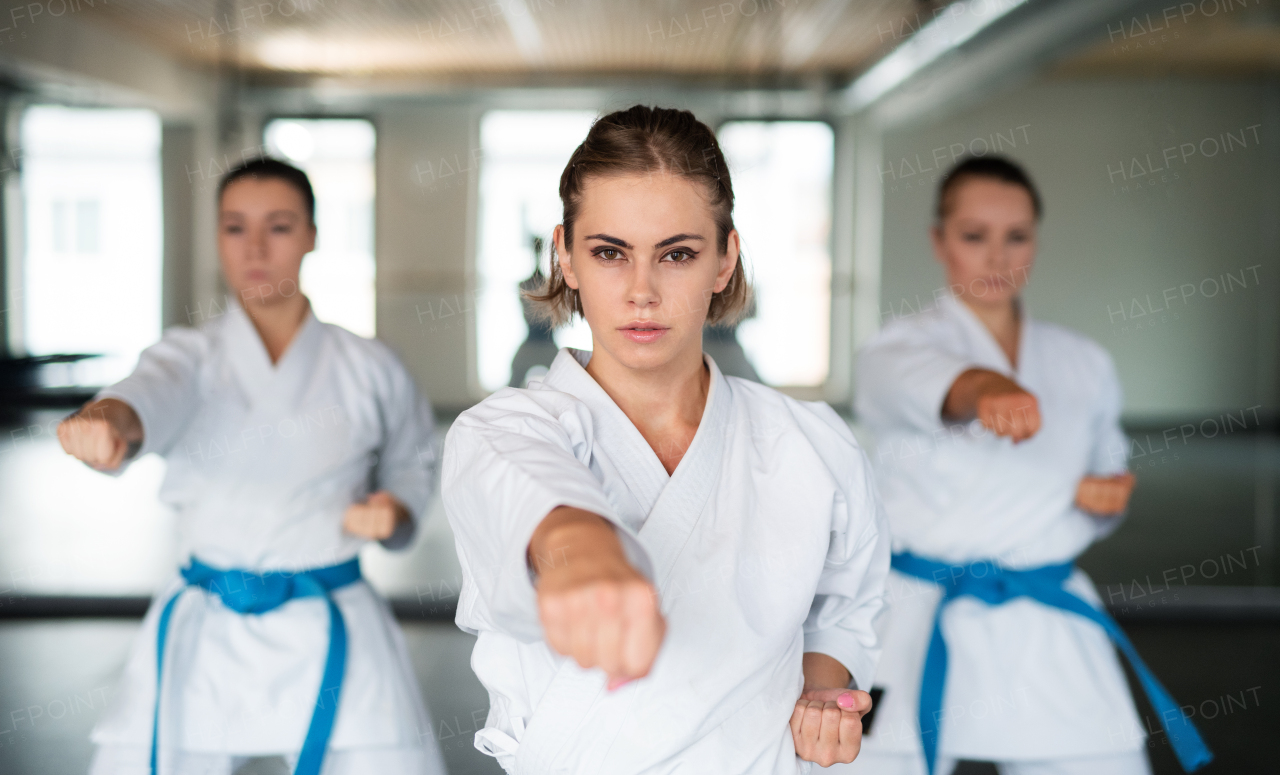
(597, 248, 621, 261)
(224, 224, 243, 235)
(664, 250, 693, 262)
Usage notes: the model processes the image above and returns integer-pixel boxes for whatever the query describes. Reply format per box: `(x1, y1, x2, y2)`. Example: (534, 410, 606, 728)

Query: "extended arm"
(528, 506, 665, 688)
(57, 398, 144, 472)
(443, 390, 656, 647)
(943, 368, 1041, 443)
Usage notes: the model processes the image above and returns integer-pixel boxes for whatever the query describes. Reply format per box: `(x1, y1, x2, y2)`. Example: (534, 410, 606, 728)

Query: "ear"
(929, 222, 947, 268)
(305, 222, 317, 254)
(554, 224, 579, 290)
(713, 229, 740, 294)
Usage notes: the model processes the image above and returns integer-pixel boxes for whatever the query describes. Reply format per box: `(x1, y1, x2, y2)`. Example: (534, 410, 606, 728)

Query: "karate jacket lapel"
(222, 302, 325, 416)
(637, 355, 730, 589)
(515, 350, 734, 774)
(940, 293, 1033, 379)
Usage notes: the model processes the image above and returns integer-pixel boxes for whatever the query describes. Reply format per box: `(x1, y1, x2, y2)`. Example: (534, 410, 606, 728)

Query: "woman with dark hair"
(58, 158, 446, 775)
(844, 156, 1210, 775)
(443, 105, 890, 773)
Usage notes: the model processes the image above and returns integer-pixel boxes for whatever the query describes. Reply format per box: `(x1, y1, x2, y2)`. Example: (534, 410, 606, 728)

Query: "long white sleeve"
(855, 322, 975, 434)
(370, 343, 437, 550)
(95, 326, 206, 461)
(796, 403, 891, 690)
(1089, 354, 1129, 477)
(443, 388, 652, 643)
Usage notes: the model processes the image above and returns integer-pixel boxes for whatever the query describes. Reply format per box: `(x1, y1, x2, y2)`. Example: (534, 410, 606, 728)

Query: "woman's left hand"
(343, 490, 410, 539)
(791, 687, 873, 767)
(1074, 472, 1136, 516)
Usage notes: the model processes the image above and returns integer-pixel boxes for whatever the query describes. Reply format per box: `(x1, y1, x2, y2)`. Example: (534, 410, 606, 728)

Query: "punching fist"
(342, 490, 410, 540)
(1075, 472, 1136, 516)
(945, 369, 1041, 443)
(57, 399, 142, 472)
(791, 687, 873, 767)
(530, 507, 666, 690)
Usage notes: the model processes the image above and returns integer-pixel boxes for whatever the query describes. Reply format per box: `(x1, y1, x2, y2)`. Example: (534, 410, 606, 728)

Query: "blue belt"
(151, 556, 362, 775)
(891, 551, 1212, 774)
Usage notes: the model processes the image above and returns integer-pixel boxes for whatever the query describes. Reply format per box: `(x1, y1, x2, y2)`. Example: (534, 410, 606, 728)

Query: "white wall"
(375, 103, 483, 410)
(877, 78, 1280, 420)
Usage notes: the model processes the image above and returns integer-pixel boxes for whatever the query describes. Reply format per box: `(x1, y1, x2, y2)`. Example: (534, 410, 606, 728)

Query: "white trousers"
(88, 744, 440, 775)
(823, 750, 1153, 775)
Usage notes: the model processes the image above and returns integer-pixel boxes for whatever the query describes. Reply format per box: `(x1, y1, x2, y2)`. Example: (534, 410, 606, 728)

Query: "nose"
(987, 235, 1010, 271)
(626, 257, 660, 309)
(248, 223, 268, 262)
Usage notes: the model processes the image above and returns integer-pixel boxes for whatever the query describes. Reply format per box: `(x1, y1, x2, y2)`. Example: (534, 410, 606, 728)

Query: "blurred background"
(0, 0, 1276, 772)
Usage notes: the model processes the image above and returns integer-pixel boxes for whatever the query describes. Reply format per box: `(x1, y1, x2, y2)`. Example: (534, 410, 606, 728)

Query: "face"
(554, 173, 738, 374)
(931, 177, 1037, 309)
(218, 177, 316, 309)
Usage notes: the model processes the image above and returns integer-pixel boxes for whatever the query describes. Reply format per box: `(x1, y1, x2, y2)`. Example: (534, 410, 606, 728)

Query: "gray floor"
(1, 619, 1275, 774)
(0, 620, 503, 775)
(0, 409, 1276, 774)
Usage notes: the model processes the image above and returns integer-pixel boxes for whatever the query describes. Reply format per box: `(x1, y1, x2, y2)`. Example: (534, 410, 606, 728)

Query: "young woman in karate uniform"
(57, 159, 446, 775)
(842, 157, 1210, 775)
(443, 105, 891, 774)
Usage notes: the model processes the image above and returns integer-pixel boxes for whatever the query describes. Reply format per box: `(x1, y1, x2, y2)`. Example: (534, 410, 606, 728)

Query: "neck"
(242, 293, 310, 364)
(959, 294, 1021, 366)
(585, 343, 709, 471)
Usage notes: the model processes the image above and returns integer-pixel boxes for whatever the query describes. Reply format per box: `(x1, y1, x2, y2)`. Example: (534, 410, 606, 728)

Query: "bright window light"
(19, 106, 163, 386)
(718, 121, 833, 387)
(476, 110, 597, 392)
(264, 118, 376, 338)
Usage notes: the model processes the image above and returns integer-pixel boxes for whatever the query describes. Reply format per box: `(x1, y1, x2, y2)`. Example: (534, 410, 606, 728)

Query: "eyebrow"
(219, 209, 302, 219)
(582, 233, 705, 249)
(655, 233, 705, 248)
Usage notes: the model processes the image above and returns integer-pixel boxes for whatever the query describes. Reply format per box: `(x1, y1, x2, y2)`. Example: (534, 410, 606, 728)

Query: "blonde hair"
(526, 105, 751, 327)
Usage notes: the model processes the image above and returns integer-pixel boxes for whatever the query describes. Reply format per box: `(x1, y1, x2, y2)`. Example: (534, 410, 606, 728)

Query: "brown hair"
(526, 105, 751, 327)
(220, 157, 316, 224)
(936, 154, 1042, 224)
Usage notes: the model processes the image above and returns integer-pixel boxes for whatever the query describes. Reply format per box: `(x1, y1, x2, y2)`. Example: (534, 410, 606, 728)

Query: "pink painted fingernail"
(837, 692, 854, 709)
(607, 677, 634, 692)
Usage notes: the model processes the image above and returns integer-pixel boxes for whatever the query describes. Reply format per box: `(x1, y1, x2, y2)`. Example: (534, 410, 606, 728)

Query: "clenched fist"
(1075, 472, 1136, 516)
(945, 369, 1041, 443)
(342, 490, 410, 540)
(530, 507, 665, 690)
(791, 687, 873, 767)
(57, 399, 143, 472)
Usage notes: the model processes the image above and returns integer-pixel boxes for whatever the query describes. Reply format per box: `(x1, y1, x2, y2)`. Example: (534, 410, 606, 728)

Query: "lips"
(619, 322, 670, 344)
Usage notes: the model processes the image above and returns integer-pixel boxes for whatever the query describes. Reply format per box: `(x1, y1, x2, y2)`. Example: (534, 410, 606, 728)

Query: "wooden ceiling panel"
(81, 0, 931, 78)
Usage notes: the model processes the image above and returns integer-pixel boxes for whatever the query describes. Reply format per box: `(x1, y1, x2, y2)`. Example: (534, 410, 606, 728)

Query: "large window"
(718, 121, 834, 387)
(18, 106, 163, 385)
(476, 110, 596, 391)
(264, 118, 376, 338)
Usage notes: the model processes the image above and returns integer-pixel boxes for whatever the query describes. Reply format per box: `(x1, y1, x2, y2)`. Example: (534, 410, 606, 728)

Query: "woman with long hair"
(59, 158, 446, 775)
(444, 105, 890, 774)
(845, 156, 1210, 775)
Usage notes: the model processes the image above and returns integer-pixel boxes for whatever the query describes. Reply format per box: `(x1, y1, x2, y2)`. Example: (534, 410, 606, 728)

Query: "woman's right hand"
(529, 506, 666, 689)
(944, 368, 1041, 443)
(56, 399, 142, 472)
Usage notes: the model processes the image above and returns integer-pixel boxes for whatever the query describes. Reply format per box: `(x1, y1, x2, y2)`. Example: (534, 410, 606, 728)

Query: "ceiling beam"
(834, 0, 1165, 127)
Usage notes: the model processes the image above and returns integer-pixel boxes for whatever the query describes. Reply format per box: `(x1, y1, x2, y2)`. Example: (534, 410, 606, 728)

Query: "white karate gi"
(87, 303, 445, 774)
(443, 349, 891, 775)
(844, 295, 1147, 772)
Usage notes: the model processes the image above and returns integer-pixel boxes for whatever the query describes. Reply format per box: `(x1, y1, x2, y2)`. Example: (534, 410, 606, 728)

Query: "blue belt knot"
(891, 551, 1211, 774)
(150, 556, 362, 775)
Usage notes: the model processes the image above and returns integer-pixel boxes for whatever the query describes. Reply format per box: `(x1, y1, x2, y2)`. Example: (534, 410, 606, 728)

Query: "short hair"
(526, 105, 751, 327)
(218, 157, 316, 223)
(936, 155, 1042, 224)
